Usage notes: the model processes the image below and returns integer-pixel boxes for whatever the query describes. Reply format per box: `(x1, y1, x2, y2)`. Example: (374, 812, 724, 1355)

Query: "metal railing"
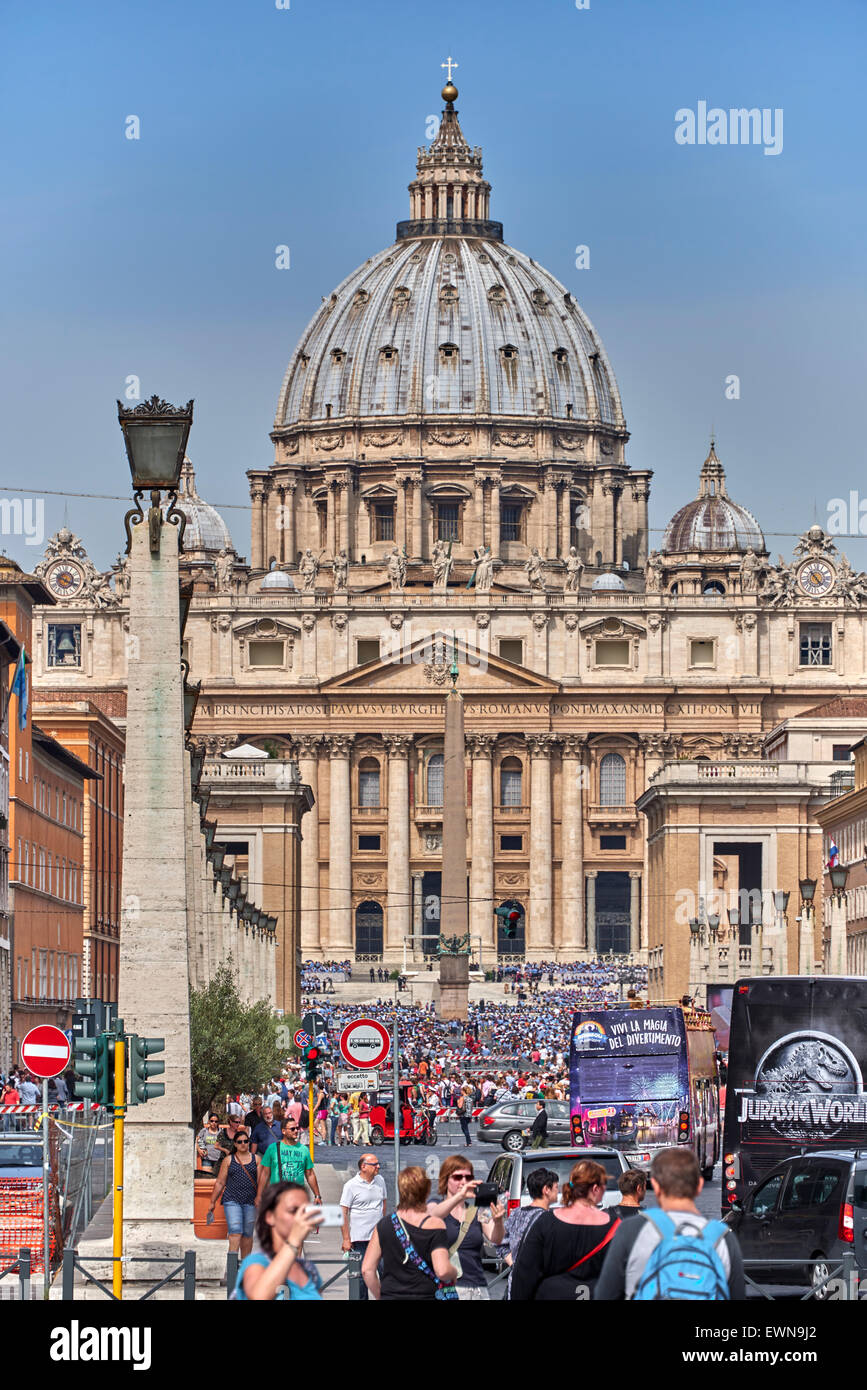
(61, 1248, 197, 1301)
(743, 1251, 859, 1300)
(0, 1248, 31, 1300)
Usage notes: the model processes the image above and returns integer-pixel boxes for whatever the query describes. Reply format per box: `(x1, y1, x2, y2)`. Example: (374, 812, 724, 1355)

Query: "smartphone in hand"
(304, 1203, 342, 1227)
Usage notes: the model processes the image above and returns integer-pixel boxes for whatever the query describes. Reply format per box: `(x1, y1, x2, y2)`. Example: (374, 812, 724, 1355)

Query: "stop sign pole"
(20, 1025, 71, 1299)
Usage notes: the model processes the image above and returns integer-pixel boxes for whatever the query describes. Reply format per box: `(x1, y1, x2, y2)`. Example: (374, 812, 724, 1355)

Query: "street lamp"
(799, 877, 817, 905)
(688, 918, 701, 938)
(118, 395, 193, 553)
(829, 865, 849, 896)
(773, 890, 790, 914)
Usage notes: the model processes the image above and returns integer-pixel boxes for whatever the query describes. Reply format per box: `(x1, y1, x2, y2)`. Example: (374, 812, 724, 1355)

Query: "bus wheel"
(369, 1126, 384, 1145)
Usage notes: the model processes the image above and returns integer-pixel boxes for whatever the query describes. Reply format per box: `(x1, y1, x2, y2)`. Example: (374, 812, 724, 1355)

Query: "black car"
(726, 1149, 867, 1298)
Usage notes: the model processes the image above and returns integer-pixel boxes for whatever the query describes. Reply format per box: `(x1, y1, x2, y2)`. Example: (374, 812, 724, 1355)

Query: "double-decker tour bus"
(722, 976, 867, 1211)
(569, 1005, 720, 1175)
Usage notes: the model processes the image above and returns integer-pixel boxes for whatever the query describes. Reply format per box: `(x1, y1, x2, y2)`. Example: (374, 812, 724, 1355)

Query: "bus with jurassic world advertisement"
(569, 1005, 720, 1176)
(722, 975, 867, 1212)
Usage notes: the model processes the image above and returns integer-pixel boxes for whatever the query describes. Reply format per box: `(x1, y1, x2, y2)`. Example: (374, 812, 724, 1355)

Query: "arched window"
(427, 753, 444, 806)
(703, 580, 725, 597)
(358, 757, 380, 808)
(355, 901, 383, 956)
(500, 756, 523, 807)
(599, 752, 627, 806)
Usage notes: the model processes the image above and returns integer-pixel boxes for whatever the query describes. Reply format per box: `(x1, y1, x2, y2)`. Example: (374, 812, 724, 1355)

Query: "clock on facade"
(797, 559, 835, 597)
(46, 561, 84, 599)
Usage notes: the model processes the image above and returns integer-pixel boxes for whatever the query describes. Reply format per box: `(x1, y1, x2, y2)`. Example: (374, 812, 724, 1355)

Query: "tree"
(189, 961, 297, 1121)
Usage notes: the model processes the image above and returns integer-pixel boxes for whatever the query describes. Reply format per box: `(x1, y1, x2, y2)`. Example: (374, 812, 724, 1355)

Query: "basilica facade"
(31, 80, 867, 990)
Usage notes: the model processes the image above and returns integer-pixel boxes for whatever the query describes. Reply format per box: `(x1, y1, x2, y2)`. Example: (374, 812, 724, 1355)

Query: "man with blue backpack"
(594, 1148, 745, 1300)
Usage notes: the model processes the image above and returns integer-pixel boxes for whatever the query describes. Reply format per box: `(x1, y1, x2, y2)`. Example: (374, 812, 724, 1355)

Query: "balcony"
(587, 803, 639, 825)
(414, 803, 443, 824)
(353, 805, 386, 818)
(827, 770, 856, 799)
(495, 804, 529, 817)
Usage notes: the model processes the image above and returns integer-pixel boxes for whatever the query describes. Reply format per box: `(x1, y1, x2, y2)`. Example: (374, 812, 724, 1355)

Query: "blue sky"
(1, 0, 865, 569)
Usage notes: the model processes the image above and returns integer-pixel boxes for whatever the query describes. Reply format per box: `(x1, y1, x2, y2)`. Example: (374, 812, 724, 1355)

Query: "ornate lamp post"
(798, 877, 817, 975)
(772, 889, 790, 974)
(828, 865, 850, 975)
(114, 394, 197, 1256)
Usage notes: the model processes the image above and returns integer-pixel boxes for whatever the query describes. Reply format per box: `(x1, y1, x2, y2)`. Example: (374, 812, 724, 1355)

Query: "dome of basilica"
(274, 87, 623, 432)
(662, 442, 764, 555)
(173, 459, 234, 555)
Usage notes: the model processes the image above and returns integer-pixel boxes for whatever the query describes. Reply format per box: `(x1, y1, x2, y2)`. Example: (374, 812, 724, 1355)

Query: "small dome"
(172, 459, 234, 554)
(592, 572, 627, 591)
(260, 567, 295, 591)
(662, 443, 764, 555)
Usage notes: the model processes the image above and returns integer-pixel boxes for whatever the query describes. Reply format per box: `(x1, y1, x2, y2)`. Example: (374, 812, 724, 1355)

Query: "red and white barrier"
(0, 1103, 101, 1114)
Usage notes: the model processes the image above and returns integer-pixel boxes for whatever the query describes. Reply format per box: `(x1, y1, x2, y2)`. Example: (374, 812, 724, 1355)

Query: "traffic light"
(72, 1032, 113, 1105)
(127, 1035, 166, 1105)
(303, 1044, 321, 1083)
(495, 902, 523, 939)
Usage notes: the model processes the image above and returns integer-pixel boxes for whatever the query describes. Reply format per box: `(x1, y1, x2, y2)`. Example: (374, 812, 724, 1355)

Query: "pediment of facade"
(320, 631, 559, 693)
(233, 616, 300, 639)
(578, 615, 646, 639)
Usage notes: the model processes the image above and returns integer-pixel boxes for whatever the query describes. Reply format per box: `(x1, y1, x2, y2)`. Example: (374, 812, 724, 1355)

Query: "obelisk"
(438, 637, 470, 1020)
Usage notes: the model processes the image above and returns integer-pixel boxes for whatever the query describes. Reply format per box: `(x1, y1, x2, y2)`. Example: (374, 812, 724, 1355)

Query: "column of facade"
(489, 480, 501, 560)
(326, 483, 338, 559)
(613, 488, 623, 566)
(559, 736, 585, 953)
(251, 485, 265, 570)
(633, 483, 649, 568)
(586, 871, 598, 955)
(295, 734, 322, 955)
(526, 735, 556, 952)
(325, 734, 353, 953)
(559, 482, 572, 557)
(283, 480, 297, 567)
(383, 734, 412, 951)
(629, 871, 641, 955)
(467, 734, 496, 955)
(395, 477, 408, 553)
(541, 477, 557, 559)
(412, 871, 424, 955)
(410, 474, 423, 559)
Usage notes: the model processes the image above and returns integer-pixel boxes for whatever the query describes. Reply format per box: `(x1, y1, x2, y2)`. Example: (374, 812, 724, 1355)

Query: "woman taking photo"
(207, 1128, 261, 1259)
(426, 1155, 505, 1301)
(362, 1166, 458, 1301)
(509, 1159, 620, 1301)
(234, 1183, 324, 1300)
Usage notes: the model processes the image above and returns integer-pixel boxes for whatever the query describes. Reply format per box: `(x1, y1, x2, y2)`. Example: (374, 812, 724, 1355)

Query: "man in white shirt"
(18, 1074, 38, 1105)
(340, 1153, 388, 1302)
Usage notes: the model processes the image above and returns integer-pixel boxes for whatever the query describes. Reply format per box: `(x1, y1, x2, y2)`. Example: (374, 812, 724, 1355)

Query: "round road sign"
(339, 1018, 391, 1070)
(293, 1030, 311, 1049)
(21, 1024, 72, 1080)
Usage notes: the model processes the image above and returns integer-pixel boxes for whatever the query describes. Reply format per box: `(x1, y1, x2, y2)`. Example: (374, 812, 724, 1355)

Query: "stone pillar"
(542, 477, 557, 559)
(116, 518, 193, 1246)
(526, 734, 555, 952)
(629, 872, 641, 955)
(412, 871, 424, 954)
(613, 488, 623, 566)
(326, 734, 353, 952)
(829, 891, 847, 977)
(560, 736, 585, 952)
(250, 484, 265, 570)
(467, 733, 496, 957)
(326, 484, 337, 559)
(586, 871, 598, 955)
(633, 483, 649, 568)
(559, 483, 572, 558)
(283, 479, 297, 568)
(384, 734, 412, 951)
(798, 903, 815, 975)
(490, 481, 501, 560)
(410, 474, 423, 560)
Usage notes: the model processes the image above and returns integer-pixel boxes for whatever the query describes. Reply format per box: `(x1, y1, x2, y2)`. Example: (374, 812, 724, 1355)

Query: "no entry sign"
(339, 1018, 391, 1070)
(21, 1025, 71, 1079)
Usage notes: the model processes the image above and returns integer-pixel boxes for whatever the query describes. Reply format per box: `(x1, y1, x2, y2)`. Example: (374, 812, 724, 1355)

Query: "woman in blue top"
(235, 1183, 324, 1301)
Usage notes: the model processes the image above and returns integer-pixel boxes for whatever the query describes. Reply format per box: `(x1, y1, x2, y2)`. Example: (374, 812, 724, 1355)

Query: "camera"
(472, 1182, 499, 1209)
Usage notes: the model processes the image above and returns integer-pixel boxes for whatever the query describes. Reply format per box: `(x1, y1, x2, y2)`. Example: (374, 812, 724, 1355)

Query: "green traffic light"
(72, 1033, 114, 1105)
(127, 1035, 166, 1105)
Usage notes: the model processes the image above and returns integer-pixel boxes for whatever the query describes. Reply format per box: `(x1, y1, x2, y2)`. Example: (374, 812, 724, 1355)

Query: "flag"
(828, 839, 839, 869)
(11, 649, 27, 731)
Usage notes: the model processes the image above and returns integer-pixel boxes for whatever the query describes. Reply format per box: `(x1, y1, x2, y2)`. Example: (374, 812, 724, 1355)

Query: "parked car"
(0, 1138, 42, 1180)
(485, 1146, 635, 1214)
(477, 1099, 571, 1152)
(725, 1149, 867, 1299)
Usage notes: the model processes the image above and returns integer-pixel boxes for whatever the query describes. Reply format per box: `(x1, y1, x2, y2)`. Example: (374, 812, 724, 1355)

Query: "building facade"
(29, 81, 867, 986)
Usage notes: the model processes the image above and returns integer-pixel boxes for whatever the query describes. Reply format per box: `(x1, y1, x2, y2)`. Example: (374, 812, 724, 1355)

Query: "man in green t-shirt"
(256, 1117, 322, 1204)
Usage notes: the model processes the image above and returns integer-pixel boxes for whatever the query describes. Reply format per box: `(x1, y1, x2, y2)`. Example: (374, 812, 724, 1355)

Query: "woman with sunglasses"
(426, 1154, 505, 1301)
(234, 1182, 324, 1301)
(207, 1129, 262, 1258)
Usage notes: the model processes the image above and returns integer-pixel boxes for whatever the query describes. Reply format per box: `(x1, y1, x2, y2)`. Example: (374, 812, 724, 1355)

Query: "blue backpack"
(632, 1210, 730, 1301)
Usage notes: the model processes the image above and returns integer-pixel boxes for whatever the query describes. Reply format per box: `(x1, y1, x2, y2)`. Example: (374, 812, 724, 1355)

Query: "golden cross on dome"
(441, 55, 458, 83)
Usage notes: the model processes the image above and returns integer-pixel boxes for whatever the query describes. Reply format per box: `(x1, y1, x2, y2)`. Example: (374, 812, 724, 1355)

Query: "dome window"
(500, 344, 518, 362)
(392, 286, 411, 306)
(531, 289, 550, 309)
(330, 348, 346, 366)
(438, 342, 459, 362)
(703, 581, 726, 597)
(297, 352, 309, 370)
(379, 345, 398, 363)
(439, 283, 459, 304)
(353, 289, 370, 306)
(488, 284, 507, 305)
